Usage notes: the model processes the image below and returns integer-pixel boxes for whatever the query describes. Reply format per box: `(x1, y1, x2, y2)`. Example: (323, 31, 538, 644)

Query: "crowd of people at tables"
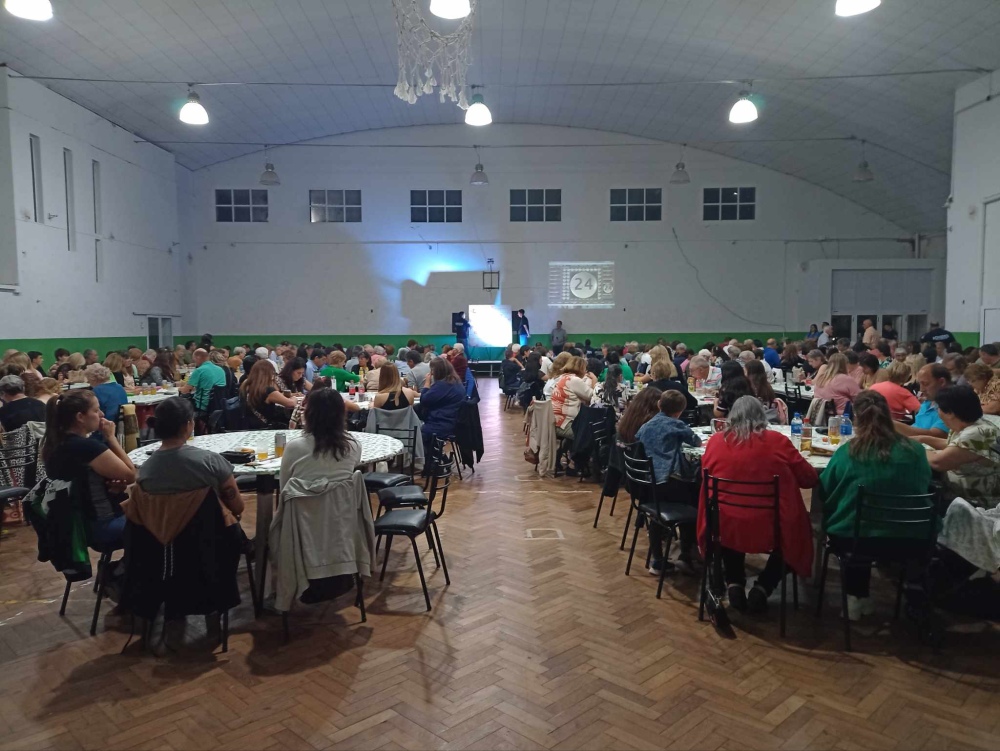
(500, 324, 1000, 623)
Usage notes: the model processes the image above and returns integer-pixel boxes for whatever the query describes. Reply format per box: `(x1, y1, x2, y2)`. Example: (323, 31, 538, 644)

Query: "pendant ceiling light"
(429, 0, 471, 20)
(465, 92, 492, 126)
(835, 0, 881, 17)
(179, 88, 209, 125)
(259, 149, 280, 186)
(4, 0, 53, 20)
(729, 90, 758, 124)
(670, 144, 691, 184)
(853, 139, 874, 182)
(470, 147, 488, 185)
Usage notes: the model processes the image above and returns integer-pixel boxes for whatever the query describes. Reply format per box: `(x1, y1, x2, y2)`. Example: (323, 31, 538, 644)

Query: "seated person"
(687, 355, 722, 391)
(177, 348, 227, 412)
(593, 364, 626, 416)
(713, 361, 753, 419)
(418, 358, 467, 458)
(0, 374, 47, 431)
(549, 355, 597, 440)
(895, 364, 951, 440)
(636, 390, 702, 574)
(451, 343, 469, 381)
(915, 385, 1000, 508)
(868, 361, 920, 420)
(277, 357, 311, 394)
(745, 360, 786, 424)
(85, 363, 128, 423)
(598, 350, 633, 383)
(500, 345, 524, 391)
(372, 363, 419, 410)
(240, 360, 300, 429)
(811, 353, 860, 415)
(351, 351, 372, 381)
(42, 390, 136, 548)
(319, 350, 361, 392)
(280, 388, 362, 490)
(962, 362, 1000, 415)
(857, 353, 879, 389)
(644, 359, 696, 410)
(819, 391, 932, 620)
(698, 396, 819, 613)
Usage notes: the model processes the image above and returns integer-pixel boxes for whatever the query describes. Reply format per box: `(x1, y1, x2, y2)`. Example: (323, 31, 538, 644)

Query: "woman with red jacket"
(698, 396, 819, 614)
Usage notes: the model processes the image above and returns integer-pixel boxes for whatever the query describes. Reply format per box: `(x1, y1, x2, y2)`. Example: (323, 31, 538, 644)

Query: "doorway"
(147, 317, 173, 350)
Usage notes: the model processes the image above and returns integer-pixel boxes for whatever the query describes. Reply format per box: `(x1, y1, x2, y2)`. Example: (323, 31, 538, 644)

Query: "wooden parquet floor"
(1, 378, 999, 751)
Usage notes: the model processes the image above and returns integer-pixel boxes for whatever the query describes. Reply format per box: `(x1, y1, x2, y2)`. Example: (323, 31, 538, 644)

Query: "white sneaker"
(843, 595, 873, 621)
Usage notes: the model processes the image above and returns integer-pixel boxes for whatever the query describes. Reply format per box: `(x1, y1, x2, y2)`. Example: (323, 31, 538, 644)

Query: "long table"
(684, 424, 834, 469)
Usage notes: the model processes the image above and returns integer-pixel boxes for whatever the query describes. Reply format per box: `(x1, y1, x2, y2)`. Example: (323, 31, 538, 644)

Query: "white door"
(982, 199, 1000, 311)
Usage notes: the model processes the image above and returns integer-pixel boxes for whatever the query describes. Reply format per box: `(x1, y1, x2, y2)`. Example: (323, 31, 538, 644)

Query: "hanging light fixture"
(4, 0, 53, 20)
(470, 147, 488, 185)
(853, 139, 874, 182)
(465, 92, 492, 126)
(670, 144, 691, 185)
(259, 147, 280, 186)
(179, 88, 209, 125)
(429, 0, 471, 19)
(835, 0, 881, 17)
(729, 89, 758, 124)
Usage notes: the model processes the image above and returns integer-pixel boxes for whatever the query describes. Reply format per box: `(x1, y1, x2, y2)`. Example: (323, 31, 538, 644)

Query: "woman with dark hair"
(419, 358, 467, 457)
(916, 385, 1000, 507)
(278, 357, 310, 394)
(779, 344, 805, 372)
(279, 388, 361, 490)
(351, 351, 372, 380)
(594, 364, 625, 415)
(144, 351, 176, 386)
(819, 390, 931, 619)
(805, 324, 820, 340)
(599, 350, 633, 383)
(713, 361, 753, 419)
(745, 360, 785, 424)
(137, 397, 243, 509)
(518, 352, 545, 408)
(42, 390, 136, 547)
(617, 387, 662, 444)
(296, 345, 309, 363)
(240, 359, 300, 429)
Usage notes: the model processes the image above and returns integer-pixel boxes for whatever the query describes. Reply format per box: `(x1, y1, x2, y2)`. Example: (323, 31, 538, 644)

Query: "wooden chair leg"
(59, 580, 71, 616)
(379, 535, 393, 581)
(409, 536, 431, 611)
(431, 522, 450, 586)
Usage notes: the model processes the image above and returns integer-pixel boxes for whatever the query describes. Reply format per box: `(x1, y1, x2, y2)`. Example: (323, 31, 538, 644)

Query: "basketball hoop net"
(392, 0, 477, 109)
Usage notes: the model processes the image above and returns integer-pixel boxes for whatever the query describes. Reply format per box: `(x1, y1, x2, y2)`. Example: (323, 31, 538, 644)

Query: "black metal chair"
(621, 443, 699, 599)
(58, 545, 118, 636)
(363, 424, 419, 507)
(815, 485, 939, 651)
(699, 471, 798, 636)
(680, 408, 702, 427)
(374, 455, 453, 611)
(502, 373, 521, 412)
(376, 437, 446, 565)
(282, 574, 366, 643)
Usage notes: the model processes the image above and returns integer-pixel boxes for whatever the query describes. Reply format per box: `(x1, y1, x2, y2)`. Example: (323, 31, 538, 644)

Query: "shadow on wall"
(399, 271, 499, 338)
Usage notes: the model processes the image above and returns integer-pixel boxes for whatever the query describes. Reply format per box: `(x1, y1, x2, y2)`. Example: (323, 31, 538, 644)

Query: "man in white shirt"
(817, 325, 834, 347)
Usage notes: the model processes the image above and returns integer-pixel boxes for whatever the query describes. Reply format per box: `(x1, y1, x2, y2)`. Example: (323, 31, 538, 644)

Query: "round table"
(685, 425, 834, 469)
(128, 430, 404, 616)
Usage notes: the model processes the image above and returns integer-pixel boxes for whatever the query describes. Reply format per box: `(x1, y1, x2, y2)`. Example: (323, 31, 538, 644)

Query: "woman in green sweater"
(818, 390, 933, 620)
(319, 350, 360, 392)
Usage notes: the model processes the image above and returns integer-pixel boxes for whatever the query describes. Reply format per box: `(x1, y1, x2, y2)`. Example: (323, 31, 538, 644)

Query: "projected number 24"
(569, 271, 598, 299)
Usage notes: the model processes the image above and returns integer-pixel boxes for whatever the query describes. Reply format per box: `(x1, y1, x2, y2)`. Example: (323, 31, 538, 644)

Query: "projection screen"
(547, 261, 615, 309)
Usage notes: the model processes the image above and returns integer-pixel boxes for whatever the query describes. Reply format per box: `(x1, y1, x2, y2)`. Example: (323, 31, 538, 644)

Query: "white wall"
(947, 69, 1000, 338)
(0, 71, 184, 342)
(184, 124, 929, 338)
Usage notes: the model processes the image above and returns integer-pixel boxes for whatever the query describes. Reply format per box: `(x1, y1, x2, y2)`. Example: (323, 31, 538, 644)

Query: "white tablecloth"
(684, 424, 834, 469)
(128, 429, 404, 475)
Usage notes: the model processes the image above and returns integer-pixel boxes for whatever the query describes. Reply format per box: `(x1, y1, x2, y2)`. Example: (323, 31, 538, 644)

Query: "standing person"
(453, 311, 471, 354)
(517, 309, 530, 348)
(550, 320, 567, 354)
(816, 325, 834, 348)
(861, 319, 879, 349)
(882, 321, 899, 343)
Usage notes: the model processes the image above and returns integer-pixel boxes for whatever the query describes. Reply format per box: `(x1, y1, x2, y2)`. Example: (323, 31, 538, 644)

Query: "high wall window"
(610, 188, 661, 221)
(91, 160, 101, 234)
(410, 190, 462, 223)
(510, 189, 561, 222)
(63, 148, 75, 251)
(310, 190, 362, 223)
(29, 134, 43, 222)
(215, 189, 268, 222)
(703, 187, 756, 221)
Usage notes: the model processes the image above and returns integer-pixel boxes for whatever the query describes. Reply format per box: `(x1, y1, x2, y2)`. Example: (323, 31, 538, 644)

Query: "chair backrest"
(702, 470, 781, 551)
(426, 453, 454, 517)
(374, 422, 418, 480)
(854, 485, 938, 551)
(621, 442, 657, 511)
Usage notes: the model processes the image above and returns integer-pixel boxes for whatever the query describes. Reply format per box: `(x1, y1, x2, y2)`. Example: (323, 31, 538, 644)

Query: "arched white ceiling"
(1, 0, 998, 233)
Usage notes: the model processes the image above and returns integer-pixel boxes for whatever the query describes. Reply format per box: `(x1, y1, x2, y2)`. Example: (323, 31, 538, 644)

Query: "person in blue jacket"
(419, 357, 467, 461)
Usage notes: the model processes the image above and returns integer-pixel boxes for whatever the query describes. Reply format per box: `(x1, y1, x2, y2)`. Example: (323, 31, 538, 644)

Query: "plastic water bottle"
(790, 413, 803, 449)
(840, 403, 854, 442)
